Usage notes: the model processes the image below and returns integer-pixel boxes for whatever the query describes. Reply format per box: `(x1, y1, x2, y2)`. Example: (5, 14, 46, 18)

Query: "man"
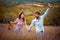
(28, 3, 52, 40)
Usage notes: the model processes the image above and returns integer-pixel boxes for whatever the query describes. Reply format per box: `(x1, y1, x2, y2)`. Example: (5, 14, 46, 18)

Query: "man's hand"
(48, 3, 58, 8)
(48, 3, 52, 8)
(28, 29, 31, 32)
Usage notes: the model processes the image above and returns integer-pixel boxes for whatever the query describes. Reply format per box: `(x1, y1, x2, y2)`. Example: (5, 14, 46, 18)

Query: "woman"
(10, 12, 26, 36)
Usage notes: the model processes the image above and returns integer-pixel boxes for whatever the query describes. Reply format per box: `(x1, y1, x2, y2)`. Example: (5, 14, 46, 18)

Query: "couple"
(10, 4, 52, 40)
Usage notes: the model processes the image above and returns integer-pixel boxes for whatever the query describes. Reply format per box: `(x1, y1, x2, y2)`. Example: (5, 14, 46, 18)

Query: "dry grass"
(0, 24, 60, 40)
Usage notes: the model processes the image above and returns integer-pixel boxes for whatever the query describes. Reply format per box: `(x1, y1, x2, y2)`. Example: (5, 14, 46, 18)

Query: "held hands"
(27, 26, 31, 32)
(25, 25, 31, 32)
(28, 29, 31, 32)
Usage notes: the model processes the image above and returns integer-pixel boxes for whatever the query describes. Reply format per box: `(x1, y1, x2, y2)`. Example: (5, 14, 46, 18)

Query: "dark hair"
(35, 12, 40, 15)
(19, 12, 25, 22)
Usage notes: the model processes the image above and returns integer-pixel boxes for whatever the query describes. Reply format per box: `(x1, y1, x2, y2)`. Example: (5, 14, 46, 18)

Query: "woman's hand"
(28, 27, 31, 32)
(26, 25, 31, 32)
(10, 21, 13, 24)
(26, 25, 29, 30)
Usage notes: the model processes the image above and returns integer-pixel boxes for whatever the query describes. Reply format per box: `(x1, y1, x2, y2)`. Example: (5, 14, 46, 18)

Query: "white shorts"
(36, 31, 44, 40)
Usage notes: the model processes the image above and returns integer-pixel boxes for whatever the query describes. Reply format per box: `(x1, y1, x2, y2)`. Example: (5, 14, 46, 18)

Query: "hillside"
(0, 2, 60, 26)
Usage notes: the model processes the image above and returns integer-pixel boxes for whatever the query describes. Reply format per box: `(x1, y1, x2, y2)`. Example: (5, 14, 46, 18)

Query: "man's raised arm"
(41, 3, 53, 18)
(41, 7, 51, 18)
